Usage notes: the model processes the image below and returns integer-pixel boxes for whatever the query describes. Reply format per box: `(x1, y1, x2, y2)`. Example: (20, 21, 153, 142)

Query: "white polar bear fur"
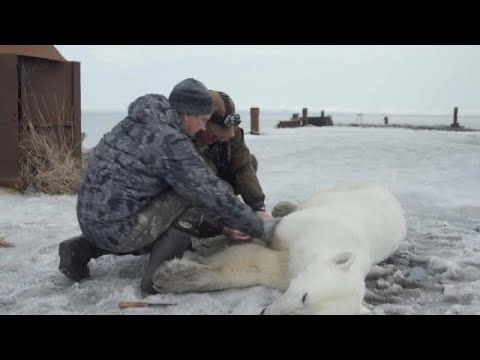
(152, 183, 407, 315)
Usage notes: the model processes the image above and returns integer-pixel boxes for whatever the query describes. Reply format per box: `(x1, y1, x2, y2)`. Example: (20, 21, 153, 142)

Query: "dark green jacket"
(194, 126, 266, 212)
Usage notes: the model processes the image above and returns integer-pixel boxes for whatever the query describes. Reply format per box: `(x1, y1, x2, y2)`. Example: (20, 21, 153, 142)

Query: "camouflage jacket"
(193, 127, 266, 211)
(77, 94, 263, 248)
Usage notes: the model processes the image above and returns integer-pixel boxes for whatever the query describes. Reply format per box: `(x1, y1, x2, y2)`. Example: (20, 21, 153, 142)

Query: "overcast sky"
(55, 45, 480, 115)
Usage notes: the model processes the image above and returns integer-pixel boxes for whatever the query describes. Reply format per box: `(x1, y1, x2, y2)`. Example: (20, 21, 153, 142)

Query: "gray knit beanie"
(168, 78, 214, 115)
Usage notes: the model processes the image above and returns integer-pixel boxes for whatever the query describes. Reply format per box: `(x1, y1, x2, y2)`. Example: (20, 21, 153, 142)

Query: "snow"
(1, 125, 480, 314)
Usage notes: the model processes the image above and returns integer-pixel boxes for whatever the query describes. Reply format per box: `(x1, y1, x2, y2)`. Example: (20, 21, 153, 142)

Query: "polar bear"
(152, 183, 407, 315)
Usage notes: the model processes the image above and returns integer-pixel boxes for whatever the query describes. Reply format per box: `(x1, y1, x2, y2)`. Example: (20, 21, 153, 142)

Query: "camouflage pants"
(84, 155, 258, 254)
(93, 190, 222, 254)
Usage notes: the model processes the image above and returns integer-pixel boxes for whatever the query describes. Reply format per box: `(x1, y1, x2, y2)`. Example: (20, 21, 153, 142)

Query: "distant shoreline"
(340, 123, 479, 132)
(81, 109, 480, 117)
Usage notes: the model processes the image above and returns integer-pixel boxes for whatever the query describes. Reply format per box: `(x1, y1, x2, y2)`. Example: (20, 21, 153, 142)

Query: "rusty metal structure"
(250, 107, 260, 135)
(277, 108, 334, 128)
(277, 120, 303, 128)
(0, 45, 81, 190)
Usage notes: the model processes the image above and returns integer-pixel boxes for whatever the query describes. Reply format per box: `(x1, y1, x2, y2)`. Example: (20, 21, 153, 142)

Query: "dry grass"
(0, 239, 15, 248)
(19, 118, 83, 195)
(18, 66, 83, 195)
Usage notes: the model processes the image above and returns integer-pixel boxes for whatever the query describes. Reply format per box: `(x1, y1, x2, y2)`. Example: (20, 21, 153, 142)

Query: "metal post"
(451, 107, 459, 127)
(250, 107, 260, 135)
(302, 108, 308, 126)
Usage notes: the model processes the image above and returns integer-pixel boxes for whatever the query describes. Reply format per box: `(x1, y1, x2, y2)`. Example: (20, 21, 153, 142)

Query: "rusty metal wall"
(0, 54, 81, 190)
(71, 62, 82, 158)
(19, 57, 82, 155)
(0, 55, 20, 189)
(19, 57, 73, 124)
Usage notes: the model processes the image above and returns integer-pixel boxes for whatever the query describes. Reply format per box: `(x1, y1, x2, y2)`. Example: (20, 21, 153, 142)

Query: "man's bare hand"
(222, 226, 251, 241)
(256, 211, 274, 221)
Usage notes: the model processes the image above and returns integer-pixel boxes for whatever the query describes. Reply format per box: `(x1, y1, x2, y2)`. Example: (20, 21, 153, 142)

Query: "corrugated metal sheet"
(0, 46, 81, 191)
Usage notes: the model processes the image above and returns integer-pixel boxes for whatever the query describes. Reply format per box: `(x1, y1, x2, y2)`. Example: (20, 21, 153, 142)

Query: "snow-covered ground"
(1, 126, 480, 314)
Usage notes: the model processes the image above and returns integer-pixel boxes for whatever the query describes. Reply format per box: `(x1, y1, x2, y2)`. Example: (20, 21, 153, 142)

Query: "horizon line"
(81, 108, 480, 117)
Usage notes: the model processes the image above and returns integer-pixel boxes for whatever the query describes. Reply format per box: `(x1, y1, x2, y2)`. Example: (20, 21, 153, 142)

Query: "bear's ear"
(332, 251, 355, 270)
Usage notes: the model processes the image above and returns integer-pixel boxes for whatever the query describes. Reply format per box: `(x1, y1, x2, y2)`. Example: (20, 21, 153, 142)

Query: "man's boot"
(140, 226, 192, 294)
(58, 235, 109, 281)
(140, 205, 205, 294)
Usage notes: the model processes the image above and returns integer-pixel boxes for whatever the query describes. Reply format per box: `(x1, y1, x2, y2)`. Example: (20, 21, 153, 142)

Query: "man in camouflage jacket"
(58, 79, 278, 294)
